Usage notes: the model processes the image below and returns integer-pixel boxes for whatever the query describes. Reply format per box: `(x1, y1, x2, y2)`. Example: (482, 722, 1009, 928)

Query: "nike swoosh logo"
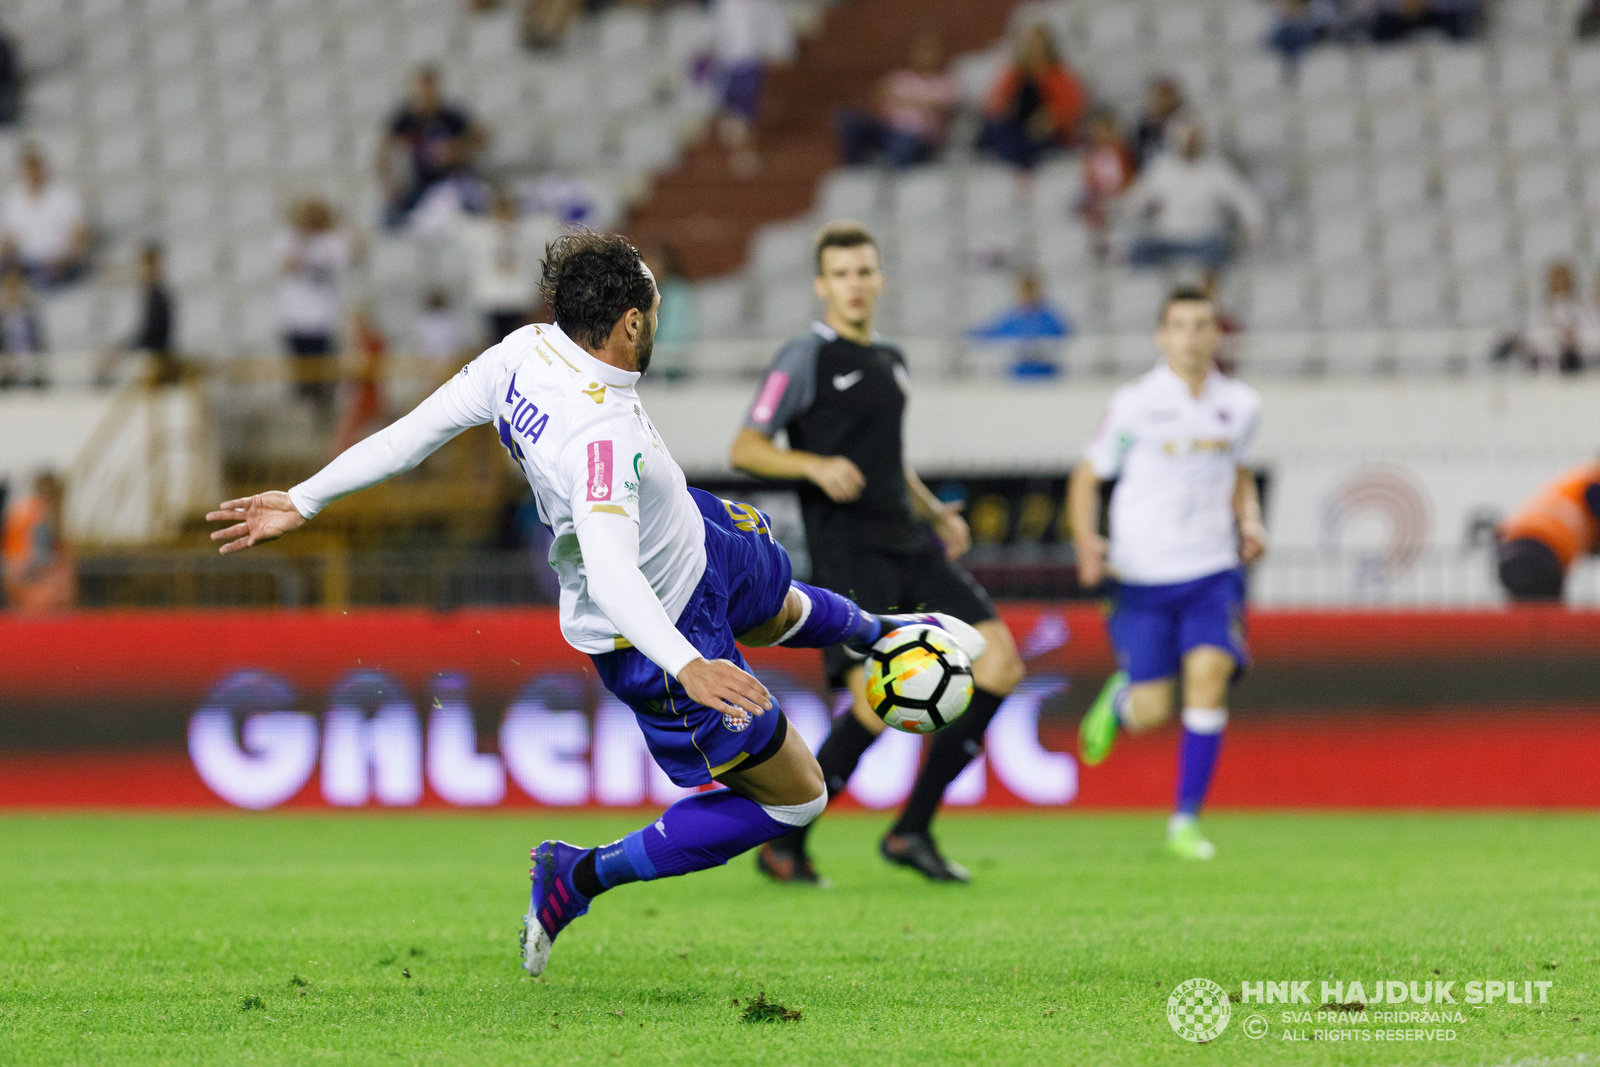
(833, 370, 865, 391)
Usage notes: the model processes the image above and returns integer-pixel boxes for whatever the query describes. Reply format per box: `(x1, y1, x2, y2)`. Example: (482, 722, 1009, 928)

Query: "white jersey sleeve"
(287, 347, 502, 518)
(1084, 386, 1136, 479)
(561, 407, 702, 677)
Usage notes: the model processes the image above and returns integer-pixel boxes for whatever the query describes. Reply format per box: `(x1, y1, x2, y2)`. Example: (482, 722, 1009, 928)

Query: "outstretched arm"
(209, 361, 496, 553)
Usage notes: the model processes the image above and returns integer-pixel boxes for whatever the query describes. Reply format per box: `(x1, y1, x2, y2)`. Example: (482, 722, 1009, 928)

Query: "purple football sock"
(593, 789, 789, 888)
(1174, 708, 1227, 816)
(777, 582, 883, 649)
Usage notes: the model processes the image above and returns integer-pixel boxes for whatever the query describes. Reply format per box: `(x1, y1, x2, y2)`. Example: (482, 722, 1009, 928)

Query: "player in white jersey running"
(1067, 286, 1266, 860)
(207, 232, 983, 975)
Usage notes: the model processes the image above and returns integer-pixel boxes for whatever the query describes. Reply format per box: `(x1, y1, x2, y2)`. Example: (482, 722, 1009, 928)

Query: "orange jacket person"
(1497, 460, 1600, 601)
(2, 472, 75, 613)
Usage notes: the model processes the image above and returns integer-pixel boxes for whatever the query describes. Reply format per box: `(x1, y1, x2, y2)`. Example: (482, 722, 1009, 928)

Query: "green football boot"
(1166, 817, 1216, 861)
(1078, 671, 1128, 766)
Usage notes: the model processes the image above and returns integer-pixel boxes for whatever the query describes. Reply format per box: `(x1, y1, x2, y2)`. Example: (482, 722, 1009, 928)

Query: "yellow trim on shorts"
(709, 752, 748, 778)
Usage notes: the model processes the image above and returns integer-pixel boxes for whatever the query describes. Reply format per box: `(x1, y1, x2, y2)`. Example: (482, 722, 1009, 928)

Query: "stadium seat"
(163, 178, 221, 231)
(1363, 48, 1421, 97)
(1220, 0, 1274, 48)
(599, 8, 653, 56)
(1384, 267, 1451, 328)
(1568, 46, 1600, 96)
(1370, 101, 1429, 157)
(1389, 328, 1460, 373)
(693, 277, 749, 340)
(1226, 52, 1283, 106)
(1377, 209, 1441, 266)
(752, 221, 816, 279)
(1084, 3, 1140, 51)
(1509, 159, 1571, 212)
(1232, 101, 1293, 158)
(1453, 265, 1518, 328)
(1437, 105, 1495, 156)
(1310, 213, 1370, 266)
(1448, 211, 1513, 268)
(1518, 210, 1582, 266)
(1107, 272, 1169, 333)
(1296, 49, 1356, 103)
(1428, 47, 1490, 99)
(1153, 3, 1210, 51)
(1245, 268, 1314, 330)
(965, 164, 1020, 219)
(1504, 98, 1565, 155)
(40, 287, 98, 353)
(1371, 159, 1430, 213)
(818, 169, 884, 219)
(1441, 159, 1501, 212)
(892, 169, 957, 221)
(1307, 161, 1366, 214)
(757, 282, 816, 340)
(1498, 45, 1558, 96)
(1318, 271, 1377, 327)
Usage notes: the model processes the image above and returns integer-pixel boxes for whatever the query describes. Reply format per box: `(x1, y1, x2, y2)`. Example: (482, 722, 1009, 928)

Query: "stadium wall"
(1, 606, 1595, 812)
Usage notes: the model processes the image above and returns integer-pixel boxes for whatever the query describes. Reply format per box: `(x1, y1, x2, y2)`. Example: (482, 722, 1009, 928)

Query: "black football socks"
(890, 687, 1006, 839)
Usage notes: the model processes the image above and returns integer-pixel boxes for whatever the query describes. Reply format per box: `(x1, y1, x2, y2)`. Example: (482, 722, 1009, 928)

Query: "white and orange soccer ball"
(864, 624, 974, 734)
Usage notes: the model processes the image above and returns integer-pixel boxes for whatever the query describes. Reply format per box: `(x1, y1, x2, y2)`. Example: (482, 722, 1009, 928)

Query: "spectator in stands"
(1131, 76, 1187, 172)
(2, 147, 89, 288)
(413, 288, 468, 368)
(1496, 261, 1595, 374)
(1579, 0, 1600, 37)
(964, 270, 1073, 379)
(0, 265, 45, 389)
(1367, 0, 1479, 42)
(98, 242, 177, 387)
(645, 242, 696, 379)
(333, 309, 387, 456)
(1077, 107, 1136, 262)
(1496, 459, 1600, 602)
(2, 471, 74, 614)
(275, 199, 357, 427)
(521, 0, 585, 49)
(835, 31, 959, 170)
(1119, 121, 1266, 274)
(379, 66, 490, 230)
(453, 189, 552, 345)
(711, 0, 795, 177)
(0, 21, 22, 126)
(1268, 0, 1342, 64)
(977, 24, 1088, 172)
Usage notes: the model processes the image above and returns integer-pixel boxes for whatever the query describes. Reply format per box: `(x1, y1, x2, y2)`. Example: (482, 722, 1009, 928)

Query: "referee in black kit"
(729, 221, 1026, 883)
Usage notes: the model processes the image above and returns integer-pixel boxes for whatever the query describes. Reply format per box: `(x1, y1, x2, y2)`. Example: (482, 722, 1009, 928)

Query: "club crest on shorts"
(722, 712, 751, 732)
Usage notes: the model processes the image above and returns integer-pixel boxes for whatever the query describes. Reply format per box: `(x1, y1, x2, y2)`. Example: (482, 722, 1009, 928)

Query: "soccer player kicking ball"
(731, 222, 1026, 884)
(1067, 286, 1265, 860)
(207, 233, 982, 975)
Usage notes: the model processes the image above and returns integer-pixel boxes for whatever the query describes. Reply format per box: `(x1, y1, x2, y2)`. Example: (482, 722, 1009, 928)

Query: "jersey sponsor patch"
(749, 370, 789, 425)
(586, 440, 614, 501)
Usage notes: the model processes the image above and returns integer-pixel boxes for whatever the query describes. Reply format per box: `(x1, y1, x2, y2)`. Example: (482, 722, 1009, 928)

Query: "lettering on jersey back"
(587, 440, 614, 501)
(501, 375, 548, 454)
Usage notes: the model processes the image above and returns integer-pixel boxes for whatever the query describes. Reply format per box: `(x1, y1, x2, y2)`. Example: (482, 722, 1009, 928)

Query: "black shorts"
(812, 539, 995, 687)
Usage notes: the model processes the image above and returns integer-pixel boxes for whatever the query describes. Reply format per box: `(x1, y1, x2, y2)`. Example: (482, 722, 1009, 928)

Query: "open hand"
(932, 501, 971, 561)
(1239, 519, 1268, 564)
(677, 658, 772, 724)
(208, 491, 305, 555)
(1075, 533, 1108, 588)
(806, 455, 866, 503)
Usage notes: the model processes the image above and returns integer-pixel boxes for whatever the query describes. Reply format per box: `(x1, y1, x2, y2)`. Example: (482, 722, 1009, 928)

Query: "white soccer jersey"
(289, 323, 707, 661)
(1083, 364, 1261, 585)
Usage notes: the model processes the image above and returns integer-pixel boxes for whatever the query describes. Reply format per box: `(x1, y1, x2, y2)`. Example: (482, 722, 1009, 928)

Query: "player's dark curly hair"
(538, 231, 655, 350)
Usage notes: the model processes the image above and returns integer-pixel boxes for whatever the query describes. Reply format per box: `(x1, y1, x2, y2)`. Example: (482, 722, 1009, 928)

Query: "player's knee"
(761, 789, 827, 827)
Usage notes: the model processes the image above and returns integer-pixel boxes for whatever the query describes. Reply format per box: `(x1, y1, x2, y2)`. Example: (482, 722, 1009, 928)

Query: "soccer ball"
(864, 625, 974, 734)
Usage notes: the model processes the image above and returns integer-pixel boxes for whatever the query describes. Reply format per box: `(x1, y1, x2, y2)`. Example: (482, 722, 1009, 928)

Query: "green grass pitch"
(1, 811, 1596, 1065)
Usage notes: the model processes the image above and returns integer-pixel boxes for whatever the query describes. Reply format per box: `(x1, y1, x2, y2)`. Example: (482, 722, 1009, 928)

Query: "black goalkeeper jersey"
(744, 322, 926, 555)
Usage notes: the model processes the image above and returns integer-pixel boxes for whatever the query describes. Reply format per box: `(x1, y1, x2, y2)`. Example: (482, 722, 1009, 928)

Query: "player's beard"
(633, 317, 655, 375)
